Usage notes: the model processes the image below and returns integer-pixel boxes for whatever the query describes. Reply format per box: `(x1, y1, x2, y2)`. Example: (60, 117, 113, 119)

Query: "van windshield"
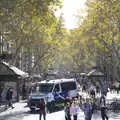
(61, 82, 76, 92)
(39, 83, 54, 93)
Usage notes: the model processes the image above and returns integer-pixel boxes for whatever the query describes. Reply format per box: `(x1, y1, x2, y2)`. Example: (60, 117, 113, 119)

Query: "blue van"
(28, 78, 78, 112)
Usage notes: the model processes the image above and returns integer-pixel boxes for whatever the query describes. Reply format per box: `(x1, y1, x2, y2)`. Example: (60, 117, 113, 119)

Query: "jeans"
(85, 112, 92, 120)
(39, 113, 46, 120)
(101, 107, 108, 120)
(73, 115, 77, 120)
(65, 115, 71, 120)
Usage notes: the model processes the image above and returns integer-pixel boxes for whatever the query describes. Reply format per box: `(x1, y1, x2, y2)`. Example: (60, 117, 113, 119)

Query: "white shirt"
(70, 104, 80, 115)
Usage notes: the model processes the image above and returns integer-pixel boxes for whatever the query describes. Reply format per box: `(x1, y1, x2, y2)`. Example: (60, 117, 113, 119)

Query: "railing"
(93, 99, 120, 111)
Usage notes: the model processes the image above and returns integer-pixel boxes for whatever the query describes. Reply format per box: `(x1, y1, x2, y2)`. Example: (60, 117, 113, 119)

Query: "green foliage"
(57, 0, 120, 76)
(70, 0, 120, 79)
(0, 0, 63, 74)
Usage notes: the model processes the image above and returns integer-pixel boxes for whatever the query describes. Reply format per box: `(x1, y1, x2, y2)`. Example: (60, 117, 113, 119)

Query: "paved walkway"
(0, 105, 6, 113)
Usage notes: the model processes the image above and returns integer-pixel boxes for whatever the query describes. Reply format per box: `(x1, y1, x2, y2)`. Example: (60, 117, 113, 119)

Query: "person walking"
(70, 98, 80, 120)
(22, 84, 27, 100)
(64, 102, 71, 120)
(78, 95, 83, 109)
(100, 95, 108, 120)
(39, 98, 46, 120)
(89, 84, 96, 98)
(83, 98, 93, 120)
(6, 88, 14, 109)
(0, 88, 2, 106)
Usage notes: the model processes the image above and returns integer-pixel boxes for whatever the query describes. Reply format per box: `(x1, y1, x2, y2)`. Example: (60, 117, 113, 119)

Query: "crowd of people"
(0, 82, 113, 120)
(64, 93, 109, 120)
(37, 88, 109, 120)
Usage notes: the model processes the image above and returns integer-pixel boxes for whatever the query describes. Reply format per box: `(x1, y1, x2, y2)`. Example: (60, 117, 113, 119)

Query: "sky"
(55, 0, 87, 29)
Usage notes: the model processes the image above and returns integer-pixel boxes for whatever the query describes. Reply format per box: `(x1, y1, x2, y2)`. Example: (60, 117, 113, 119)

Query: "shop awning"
(0, 61, 29, 81)
(87, 69, 104, 77)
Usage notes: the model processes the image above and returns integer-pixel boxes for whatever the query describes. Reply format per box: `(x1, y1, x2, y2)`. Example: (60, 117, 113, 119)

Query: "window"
(39, 83, 54, 93)
(61, 82, 76, 92)
(54, 84, 60, 92)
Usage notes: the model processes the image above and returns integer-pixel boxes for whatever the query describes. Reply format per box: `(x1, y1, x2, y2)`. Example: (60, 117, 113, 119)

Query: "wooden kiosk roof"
(0, 62, 28, 81)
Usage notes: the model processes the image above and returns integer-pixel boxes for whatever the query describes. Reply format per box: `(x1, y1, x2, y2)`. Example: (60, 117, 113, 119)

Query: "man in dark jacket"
(6, 88, 14, 109)
(83, 98, 93, 120)
(100, 95, 108, 120)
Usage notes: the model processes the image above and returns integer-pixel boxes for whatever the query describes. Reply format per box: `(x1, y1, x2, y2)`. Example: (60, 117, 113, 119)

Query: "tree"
(73, 0, 120, 81)
(0, 0, 63, 75)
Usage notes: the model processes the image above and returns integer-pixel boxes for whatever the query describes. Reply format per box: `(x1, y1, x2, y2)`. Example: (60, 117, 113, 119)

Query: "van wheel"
(47, 101, 55, 113)
(30, 108, 35, 113)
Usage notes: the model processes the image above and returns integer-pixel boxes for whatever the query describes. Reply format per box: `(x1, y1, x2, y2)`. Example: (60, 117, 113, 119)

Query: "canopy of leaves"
(67, 0, 120, 80)
(0, 0, 64, 74)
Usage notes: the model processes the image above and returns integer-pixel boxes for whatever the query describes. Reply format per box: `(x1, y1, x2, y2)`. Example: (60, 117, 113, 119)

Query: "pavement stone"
(0, 105, 6, 113)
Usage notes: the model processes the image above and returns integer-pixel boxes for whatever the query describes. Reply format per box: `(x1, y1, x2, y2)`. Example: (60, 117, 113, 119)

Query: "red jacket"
(40, 102, 46, 113)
